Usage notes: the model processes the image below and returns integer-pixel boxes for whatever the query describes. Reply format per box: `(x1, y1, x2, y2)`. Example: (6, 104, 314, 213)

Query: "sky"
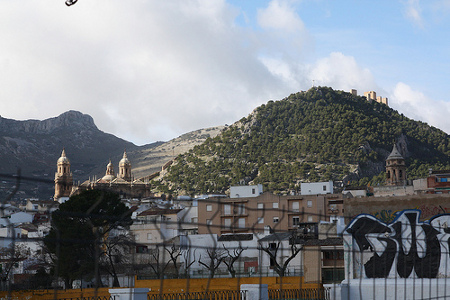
(1, 0, 450, 146)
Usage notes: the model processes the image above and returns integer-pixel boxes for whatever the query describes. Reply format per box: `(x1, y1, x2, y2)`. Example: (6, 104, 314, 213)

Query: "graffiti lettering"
(345, 210, 450, 279)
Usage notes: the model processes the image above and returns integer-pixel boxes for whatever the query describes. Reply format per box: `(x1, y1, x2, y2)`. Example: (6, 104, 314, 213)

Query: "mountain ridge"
(0, 110, 223, 200)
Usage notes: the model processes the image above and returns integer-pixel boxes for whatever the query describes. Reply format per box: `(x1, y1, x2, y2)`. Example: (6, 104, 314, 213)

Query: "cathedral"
(54, 149, 154, 202)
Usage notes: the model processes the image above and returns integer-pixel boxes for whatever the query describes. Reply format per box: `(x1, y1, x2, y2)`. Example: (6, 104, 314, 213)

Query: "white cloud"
(257, 0, 305, 33)
(307, 52, 378, 93)
(0, 1, 293, 145)
(390, 82, 450, 134)
(403, 0, 424, 28)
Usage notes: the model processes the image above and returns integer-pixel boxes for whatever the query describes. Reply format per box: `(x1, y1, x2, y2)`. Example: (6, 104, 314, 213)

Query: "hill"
(155, 87, 450, 195)
(0, 111, 222, 200)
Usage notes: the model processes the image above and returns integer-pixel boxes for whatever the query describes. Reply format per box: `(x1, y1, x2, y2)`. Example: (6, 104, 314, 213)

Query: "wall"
(300, 181, 333, 195)
(135, 276, 321, 293)
(344, 193, 450, 222)
(0, 288, 111, 300)
(229, 185, 263, 198)
(303, 246, 321, 283)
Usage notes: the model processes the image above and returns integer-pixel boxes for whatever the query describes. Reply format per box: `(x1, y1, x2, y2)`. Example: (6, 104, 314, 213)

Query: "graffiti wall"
(344, 210, 450, 279)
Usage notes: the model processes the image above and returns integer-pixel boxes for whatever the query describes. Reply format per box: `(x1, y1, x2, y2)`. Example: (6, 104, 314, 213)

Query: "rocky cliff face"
(0, 111, 223, 200)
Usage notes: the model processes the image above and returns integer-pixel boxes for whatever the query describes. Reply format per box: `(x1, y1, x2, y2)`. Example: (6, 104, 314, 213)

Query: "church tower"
(386, 144, 406, 186)
(118, 151, 132, 181)
(102, 159, 116, 182)
(54, 149, 73, 200)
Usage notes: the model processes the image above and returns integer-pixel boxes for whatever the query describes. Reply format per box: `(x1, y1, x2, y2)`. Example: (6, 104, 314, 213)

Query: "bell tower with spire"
(386, 144, 407, 186)
(118, 151, 132, 181)
(54, 149, 74, 200)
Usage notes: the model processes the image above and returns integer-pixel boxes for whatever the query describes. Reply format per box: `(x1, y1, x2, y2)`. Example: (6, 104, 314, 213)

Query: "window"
(273, 217, 279, 223)
(307, 215, 313, 222)
(206, 219, 212, 225)
(292, 202, 299, 212)
(293, 216, 300, 226)
(323, 185, 327, 191)
(224, 218, 231, 229)
(236, 204, 245, 215)
(238, 218, 245, 228)
(257, 203, 264, 209)
(206, 205, 212, 212)
(307, 200, 312, 208)
(252, 188, 256, 194)
(258, 217, 264, 224)
(147, 233, 153, 240)
(224, 204, 231, 215)
(273, 202, 279, 209)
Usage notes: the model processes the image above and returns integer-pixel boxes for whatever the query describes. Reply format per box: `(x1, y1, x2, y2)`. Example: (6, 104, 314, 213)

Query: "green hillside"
(154, 87, 450, 195)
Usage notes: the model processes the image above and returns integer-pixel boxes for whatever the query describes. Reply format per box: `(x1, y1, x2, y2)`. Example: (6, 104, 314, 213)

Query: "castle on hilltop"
(54, 149, 154, 202)
(350, 89, 388, 106)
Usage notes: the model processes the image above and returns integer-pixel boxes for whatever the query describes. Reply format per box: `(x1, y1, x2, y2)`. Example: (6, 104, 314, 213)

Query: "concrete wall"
(135, 276, 321, 293)
(303, 246, 321, 283)
(301, 181, 333, 195)
(344, 193, 450, 222)
(230, 185, 263, 198)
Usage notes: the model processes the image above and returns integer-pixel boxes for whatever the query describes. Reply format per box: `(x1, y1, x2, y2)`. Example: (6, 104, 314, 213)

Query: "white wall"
(230, 185, 263, 198)
(301, 181, 333, 195)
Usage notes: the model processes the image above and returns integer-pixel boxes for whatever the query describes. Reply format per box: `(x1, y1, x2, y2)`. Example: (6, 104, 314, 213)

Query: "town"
(1, 140, 449, 300)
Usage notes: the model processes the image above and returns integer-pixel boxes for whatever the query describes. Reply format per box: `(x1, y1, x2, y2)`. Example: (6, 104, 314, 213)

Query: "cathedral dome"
(57, 149, 70, 164)
(119, 151, 130, 166)
(102, 174, 115, 182)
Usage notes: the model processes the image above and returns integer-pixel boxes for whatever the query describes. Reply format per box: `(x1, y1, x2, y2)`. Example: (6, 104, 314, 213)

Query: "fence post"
(109, 288, 150, 300)
(240, 284, 268, 300)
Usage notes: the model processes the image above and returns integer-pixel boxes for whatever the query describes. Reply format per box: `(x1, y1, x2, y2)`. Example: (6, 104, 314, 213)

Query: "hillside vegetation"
(154, 87, 450, 195)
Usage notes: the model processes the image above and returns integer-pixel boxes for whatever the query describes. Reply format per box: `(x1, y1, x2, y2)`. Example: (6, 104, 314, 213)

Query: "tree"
(198, 246, 225, 279)
(99, 232, 134, 287)
(222, 244, 246, 278)
(258, 234, 302, 277)
(44, 189, 132, 289)
(164, 243, 182, 278)
(0, 244, 30, 290)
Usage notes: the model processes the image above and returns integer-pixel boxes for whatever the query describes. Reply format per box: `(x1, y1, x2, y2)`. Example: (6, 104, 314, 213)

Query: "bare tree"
(99, 233, 134, 287)
(148, 246, 169, 279)
(164, 243, 182, 278)
(0, 244, 30, 290)
(222, 244, 247, 278)
(198, 247, 225, 279)
(258, 235, 301, 277)
(181, 247, 196, 278)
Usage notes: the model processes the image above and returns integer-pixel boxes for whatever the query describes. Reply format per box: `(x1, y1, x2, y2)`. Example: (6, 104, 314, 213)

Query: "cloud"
(257, 0, 305, 33)
(389, 82, 450, 134)
(402, 0, 424, 28)
(307, 52, 378, 93)
(0, 1, 296, 145)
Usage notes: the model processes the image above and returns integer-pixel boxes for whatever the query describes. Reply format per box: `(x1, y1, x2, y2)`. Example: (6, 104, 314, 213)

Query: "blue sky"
(1, 0, 450, 145)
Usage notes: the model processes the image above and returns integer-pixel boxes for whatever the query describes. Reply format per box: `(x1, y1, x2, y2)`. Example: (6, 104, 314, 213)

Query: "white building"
(301, 181, 333, 195)
(229, 184, 263, 198)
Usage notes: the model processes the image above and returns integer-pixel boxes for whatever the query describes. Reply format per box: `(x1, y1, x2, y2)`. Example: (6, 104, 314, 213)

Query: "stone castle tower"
(54, 149, 73, 200)
(386, 144, 407, 186)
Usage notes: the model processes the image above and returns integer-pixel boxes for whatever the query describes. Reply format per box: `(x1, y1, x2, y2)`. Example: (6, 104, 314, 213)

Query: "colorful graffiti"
(370, 205, 449, 223)
(372, 209, 400, 223)
(345, 210, 450, 279)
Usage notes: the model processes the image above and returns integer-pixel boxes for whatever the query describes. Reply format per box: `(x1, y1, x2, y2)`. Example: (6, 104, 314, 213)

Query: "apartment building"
(197, 192, 344, 235)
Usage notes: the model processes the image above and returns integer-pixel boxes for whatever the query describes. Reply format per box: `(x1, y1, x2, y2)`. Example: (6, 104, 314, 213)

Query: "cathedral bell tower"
(54, 149, 74, 200)
(386, 144, 407, 186)
(118, 151, 132, 181)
